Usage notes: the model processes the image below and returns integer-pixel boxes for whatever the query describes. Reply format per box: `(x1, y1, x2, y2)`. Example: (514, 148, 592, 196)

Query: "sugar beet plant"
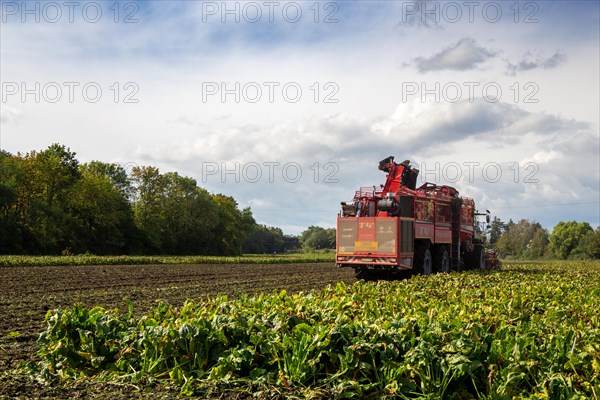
(36, 261, 600, 398)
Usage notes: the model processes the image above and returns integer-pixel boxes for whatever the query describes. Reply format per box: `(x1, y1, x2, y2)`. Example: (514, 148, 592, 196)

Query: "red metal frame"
(337, 157, 477, 271)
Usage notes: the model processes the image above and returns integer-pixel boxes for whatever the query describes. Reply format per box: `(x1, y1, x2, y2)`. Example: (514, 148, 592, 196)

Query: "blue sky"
(1, 0, 599, 234)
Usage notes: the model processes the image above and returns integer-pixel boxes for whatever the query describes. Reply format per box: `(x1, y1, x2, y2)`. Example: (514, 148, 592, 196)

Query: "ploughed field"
(0, 262, 354, 399)
(1, 261, 599, 399)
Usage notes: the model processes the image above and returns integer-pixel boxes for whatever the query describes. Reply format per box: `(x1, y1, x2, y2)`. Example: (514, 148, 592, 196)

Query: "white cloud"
(0, 106, 23, 124)
(524, 150, 561, 164)
(505, 50, 567, 75)
(131, 98, 598, 233)
(413, 38, 497, 72)
(1, 1, 598, 233)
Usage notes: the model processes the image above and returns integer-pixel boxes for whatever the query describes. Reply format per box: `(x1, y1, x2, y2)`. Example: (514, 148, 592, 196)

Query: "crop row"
(0, 253, 334, 268)
(35, 262, 600, 398)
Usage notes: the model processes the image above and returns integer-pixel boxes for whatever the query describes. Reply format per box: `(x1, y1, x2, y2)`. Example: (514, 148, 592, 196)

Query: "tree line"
(489, 217, 600, 260)
(0, 144, 314, 255)
(3, 144, 596, 259)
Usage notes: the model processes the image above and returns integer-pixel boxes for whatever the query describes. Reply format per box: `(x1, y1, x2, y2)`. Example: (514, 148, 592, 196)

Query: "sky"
(1, 0, 599, 235)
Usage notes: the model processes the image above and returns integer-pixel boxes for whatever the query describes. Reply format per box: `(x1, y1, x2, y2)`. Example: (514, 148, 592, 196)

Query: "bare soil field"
(0, 263, 355, 399)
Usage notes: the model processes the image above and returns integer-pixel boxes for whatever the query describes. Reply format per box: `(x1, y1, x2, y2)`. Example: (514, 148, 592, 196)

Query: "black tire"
(466, 245, 486, 270)
(474, 246, 486, 270)
(436, 247, 450, 273)
(421, 248, 433, 276)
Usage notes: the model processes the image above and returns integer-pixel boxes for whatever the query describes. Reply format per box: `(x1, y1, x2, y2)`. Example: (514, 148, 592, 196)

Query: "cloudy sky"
(1, 0, 599, 234)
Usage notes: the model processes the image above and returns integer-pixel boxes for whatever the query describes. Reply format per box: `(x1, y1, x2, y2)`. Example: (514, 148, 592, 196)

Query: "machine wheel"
(418, 248, 433, 276)
(474, 245, 486, 270)
(465, 245, 486, 270)
(435, 247, 450, 273)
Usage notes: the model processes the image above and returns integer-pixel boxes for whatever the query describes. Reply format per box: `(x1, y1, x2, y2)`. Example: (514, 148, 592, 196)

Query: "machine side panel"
(337, 218, 358, 254)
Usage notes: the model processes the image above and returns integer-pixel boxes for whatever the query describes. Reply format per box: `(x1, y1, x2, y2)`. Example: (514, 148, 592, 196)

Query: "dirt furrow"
(0, 262, 355, 399)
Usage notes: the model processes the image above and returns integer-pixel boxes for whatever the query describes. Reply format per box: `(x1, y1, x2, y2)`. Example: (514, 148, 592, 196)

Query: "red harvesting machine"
(336, 156, 490, 280)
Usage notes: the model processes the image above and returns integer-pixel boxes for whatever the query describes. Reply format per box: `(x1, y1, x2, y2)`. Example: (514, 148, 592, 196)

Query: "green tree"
(283, 235, 300, 252)
(524, 228, 549, 259)
(300, 226, 336, 250)
(1, 144, 270, 256)
(22, 144, 81, 253)
(130, 166, 167, 253)
(36, 144, 80, 208)
(0, 150, 21, 253)
(244, 225, 286, 254)
(130, 168, 223, 254)
(548, 221, 594, 259)
(489, 216, 507, 245)
(210, 195, 255, 255)
(0, 145, 98, 253)
(82, 161, 133, 199)
(495, 219, 546, 259)
(575, 227, 600, 259)
(128, 167, 259, 255)
(66, 169, 135, 254)
(160, 173, 219, 254)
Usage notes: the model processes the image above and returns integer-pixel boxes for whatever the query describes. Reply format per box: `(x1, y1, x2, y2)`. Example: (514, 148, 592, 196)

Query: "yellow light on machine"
(355, 241, 378, 251)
